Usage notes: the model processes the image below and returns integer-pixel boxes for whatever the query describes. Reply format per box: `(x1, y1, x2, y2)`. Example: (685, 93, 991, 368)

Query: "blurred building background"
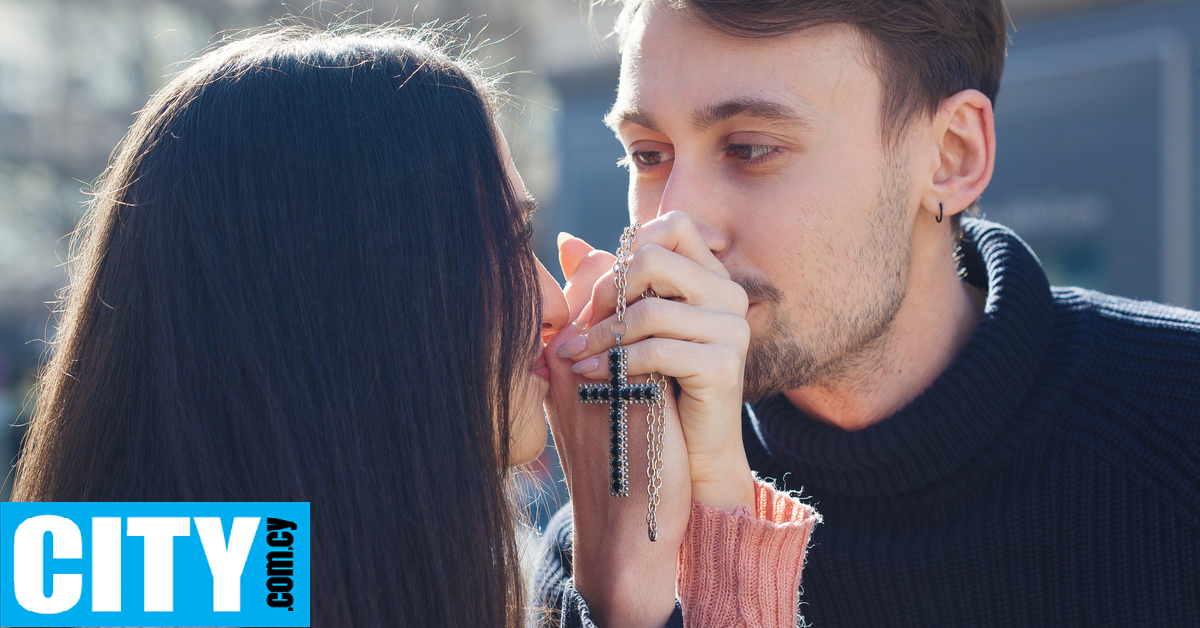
(1, 0, 1197, 537)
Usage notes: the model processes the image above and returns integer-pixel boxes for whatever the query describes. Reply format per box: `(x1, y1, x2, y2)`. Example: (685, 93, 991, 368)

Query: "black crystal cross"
(579, 347, 665, 497)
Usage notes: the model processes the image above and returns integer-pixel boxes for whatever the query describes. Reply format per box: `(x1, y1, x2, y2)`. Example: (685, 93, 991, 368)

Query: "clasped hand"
(543, 211, 755, 628)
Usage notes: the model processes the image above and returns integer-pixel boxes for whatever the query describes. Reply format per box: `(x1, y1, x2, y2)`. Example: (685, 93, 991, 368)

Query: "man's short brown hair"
(614, 0, 1009, 144)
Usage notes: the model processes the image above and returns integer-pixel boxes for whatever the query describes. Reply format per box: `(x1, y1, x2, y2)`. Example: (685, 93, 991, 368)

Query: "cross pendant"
(579, 347, 665, 497)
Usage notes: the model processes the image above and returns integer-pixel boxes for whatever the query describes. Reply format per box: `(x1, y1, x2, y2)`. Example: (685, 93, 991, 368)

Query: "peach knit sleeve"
(676, 478, 821, 628)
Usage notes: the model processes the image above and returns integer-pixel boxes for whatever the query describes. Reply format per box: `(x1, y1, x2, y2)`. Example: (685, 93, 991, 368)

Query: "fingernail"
(572, 356, 600, 374)
(557, 232, 574, 248)
(574, 302, 593, 330)
(557, 334, 588, 359)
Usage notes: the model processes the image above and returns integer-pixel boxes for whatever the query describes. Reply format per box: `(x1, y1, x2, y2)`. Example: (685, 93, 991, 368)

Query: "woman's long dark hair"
(13, 25, 540, 627)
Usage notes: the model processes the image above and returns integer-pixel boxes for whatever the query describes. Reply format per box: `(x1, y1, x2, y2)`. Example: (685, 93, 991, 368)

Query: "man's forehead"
(613, 5, 874, 132)
(628, 6, 873, 106)
(621, 0, 870, 61)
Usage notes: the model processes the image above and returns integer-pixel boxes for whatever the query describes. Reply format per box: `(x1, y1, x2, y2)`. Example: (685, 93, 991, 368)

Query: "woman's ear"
(921, 89, 996, 221)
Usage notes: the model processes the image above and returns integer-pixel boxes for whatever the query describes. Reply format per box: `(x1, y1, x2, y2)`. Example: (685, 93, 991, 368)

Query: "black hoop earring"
(936, 202, 944, 224)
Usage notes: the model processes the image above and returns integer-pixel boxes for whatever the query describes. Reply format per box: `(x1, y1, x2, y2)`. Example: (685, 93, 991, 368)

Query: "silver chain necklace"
(578, 222, 668, 541)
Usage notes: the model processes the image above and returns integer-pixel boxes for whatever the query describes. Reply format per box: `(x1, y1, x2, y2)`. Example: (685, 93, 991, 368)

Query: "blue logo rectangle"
(0, 502, 309, 627)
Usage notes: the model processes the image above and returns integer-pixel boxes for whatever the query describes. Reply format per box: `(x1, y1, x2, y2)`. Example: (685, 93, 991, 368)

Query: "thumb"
(561, 243, 615, 324)
(558, 232, 595, 281)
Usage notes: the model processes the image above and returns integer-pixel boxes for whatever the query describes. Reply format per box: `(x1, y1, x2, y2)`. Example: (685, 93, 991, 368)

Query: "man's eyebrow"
(604, 105, 660, 134)
(690, 97, 812, 132)
(604, 98, 811, 135)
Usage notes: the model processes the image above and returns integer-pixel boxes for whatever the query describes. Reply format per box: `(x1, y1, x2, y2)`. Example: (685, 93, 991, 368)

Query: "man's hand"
(561, 212, 756, 512)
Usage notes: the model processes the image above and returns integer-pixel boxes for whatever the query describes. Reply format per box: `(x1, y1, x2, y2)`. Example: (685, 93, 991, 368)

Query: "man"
(535, 0, 1200, 626)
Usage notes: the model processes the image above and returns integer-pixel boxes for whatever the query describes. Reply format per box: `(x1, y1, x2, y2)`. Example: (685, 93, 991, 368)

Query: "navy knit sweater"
(535, 219, 1200, 627)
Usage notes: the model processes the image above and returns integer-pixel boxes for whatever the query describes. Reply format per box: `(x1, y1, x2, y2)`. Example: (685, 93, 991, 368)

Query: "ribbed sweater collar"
(750, 219, 1054, 498)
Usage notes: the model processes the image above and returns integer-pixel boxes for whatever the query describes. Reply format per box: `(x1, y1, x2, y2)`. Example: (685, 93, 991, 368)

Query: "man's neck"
(783, 229, 986, 431)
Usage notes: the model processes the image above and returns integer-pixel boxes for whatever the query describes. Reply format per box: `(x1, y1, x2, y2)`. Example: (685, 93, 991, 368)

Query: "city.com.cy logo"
(0, 502, 309, 627)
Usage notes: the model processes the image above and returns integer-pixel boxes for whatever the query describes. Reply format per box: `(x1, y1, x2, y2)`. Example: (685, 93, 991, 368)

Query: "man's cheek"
(629, 180, 664, 223)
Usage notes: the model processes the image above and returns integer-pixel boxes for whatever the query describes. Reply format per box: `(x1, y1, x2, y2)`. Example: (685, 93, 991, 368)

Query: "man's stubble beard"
(741, 150, 912, 403)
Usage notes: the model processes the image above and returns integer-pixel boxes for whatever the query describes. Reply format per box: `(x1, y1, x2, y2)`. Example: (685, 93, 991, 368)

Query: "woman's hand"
(544, 233, 690, 628)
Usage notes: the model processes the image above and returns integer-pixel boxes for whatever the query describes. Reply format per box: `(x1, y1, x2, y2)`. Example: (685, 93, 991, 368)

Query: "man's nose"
(657, 160, 731, 261)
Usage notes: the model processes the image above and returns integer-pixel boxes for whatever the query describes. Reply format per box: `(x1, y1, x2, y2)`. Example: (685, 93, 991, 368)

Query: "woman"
(14, 24, 558, 625)
(13, 24, 816, 627)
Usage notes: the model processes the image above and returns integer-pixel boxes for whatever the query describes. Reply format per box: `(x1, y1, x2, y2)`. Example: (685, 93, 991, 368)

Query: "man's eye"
(631, 151, 674, 167)
(726, 144, 775, 161)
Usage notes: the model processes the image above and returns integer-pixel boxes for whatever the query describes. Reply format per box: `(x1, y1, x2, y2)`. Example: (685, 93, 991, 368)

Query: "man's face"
(610, 5, 919, 401)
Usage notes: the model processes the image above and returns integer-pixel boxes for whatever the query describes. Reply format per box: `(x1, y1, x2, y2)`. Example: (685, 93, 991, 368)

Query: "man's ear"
(921, 89, 995, 221)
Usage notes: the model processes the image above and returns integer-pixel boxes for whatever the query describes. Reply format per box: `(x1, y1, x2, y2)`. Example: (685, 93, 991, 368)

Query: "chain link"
(613, 224, 667, 542)
(641, 284, 666, 541)
(645, 371, 666, 541)
(612, 224, 638, 347)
